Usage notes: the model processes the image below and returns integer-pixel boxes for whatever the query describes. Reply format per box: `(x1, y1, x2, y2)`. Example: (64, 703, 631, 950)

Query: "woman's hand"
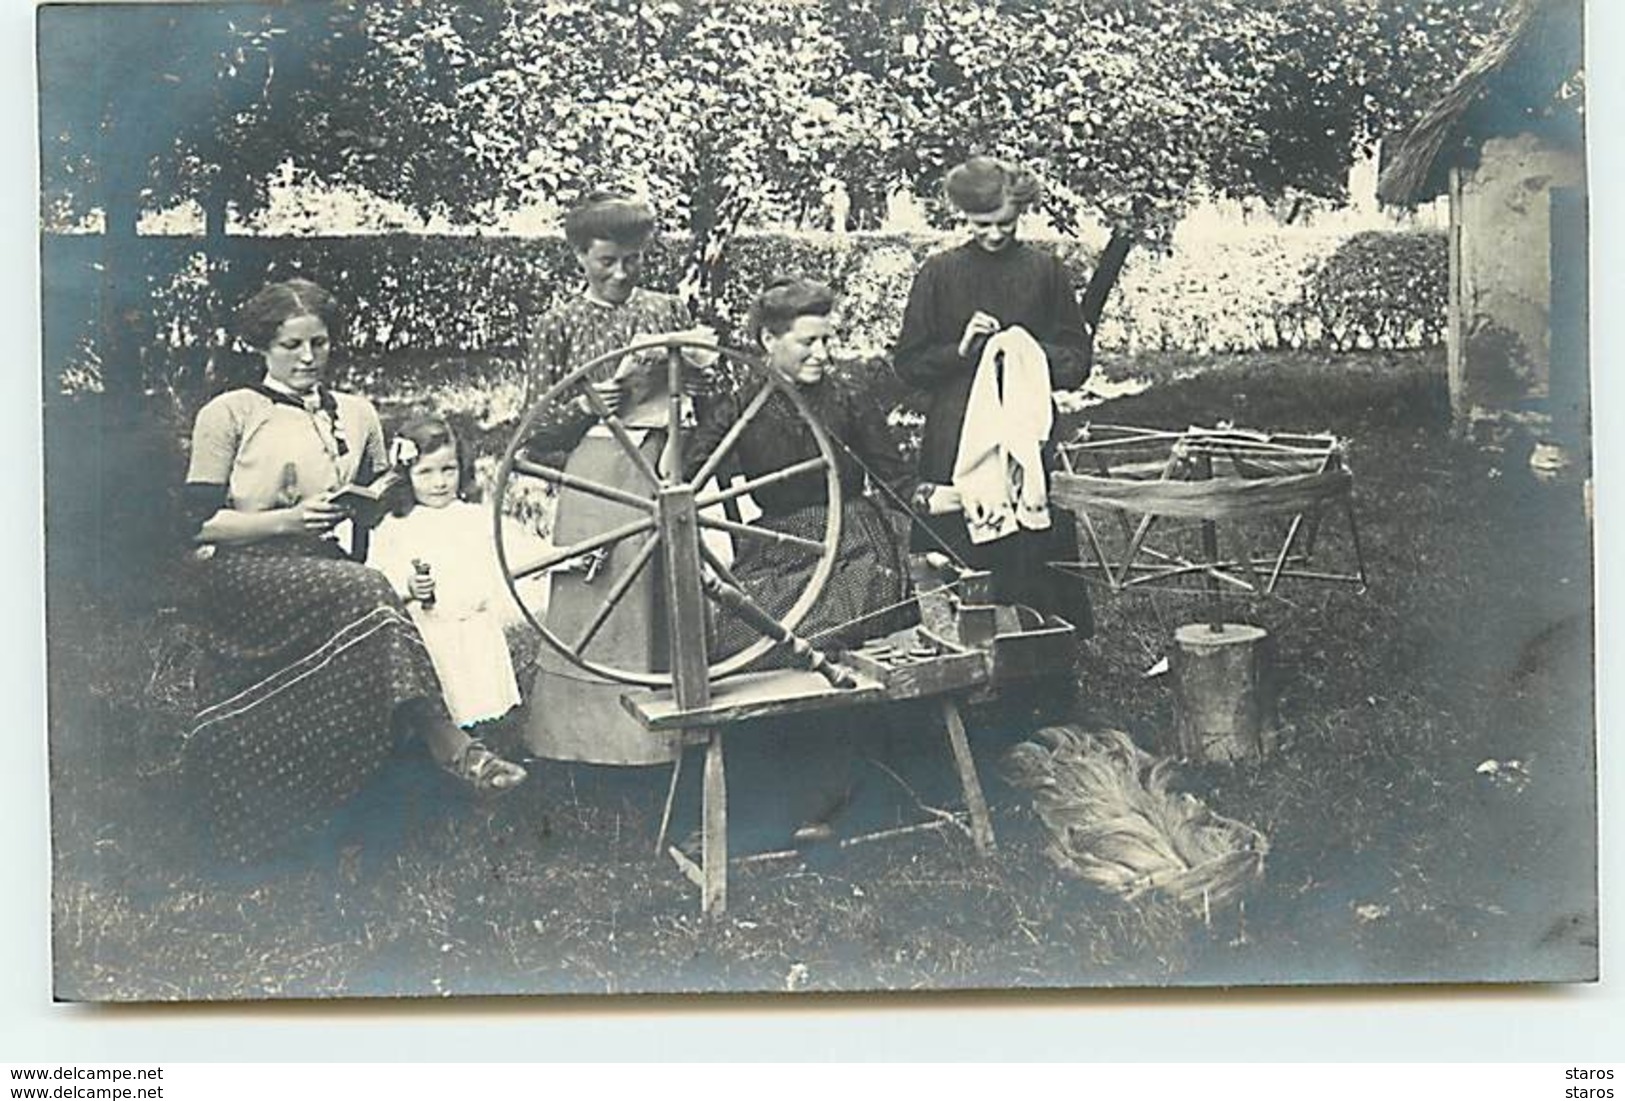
(926, 485, 963, 515)
(957, 311, 1002, 359)
(297, 492, 349, 534)
(673, 324, 721, 368)
(914, 483, 963, 516)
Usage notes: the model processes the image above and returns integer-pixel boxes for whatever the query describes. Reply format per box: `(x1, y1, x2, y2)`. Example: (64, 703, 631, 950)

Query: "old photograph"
(38, 0, 1596, 1002)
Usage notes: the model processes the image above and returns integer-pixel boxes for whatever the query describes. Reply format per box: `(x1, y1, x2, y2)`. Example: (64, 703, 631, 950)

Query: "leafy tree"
(345, 0, 895, 314)
(40, 2, 377, 403)
(820, 0, 1510, 357)
(40, 0, 1514, 392)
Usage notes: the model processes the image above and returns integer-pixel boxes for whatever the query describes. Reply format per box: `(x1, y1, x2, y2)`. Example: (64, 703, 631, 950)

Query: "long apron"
(525, 427, 681, 765)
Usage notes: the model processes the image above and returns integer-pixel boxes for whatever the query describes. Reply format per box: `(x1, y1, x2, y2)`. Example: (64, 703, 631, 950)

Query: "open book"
(328, 470, 403, 512)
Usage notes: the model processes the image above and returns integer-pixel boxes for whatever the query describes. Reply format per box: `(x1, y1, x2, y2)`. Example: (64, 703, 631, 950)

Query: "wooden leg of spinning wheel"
(656, 750, 684, 856)
(701, 730, 728, 914)
(941, 699, 995, 854)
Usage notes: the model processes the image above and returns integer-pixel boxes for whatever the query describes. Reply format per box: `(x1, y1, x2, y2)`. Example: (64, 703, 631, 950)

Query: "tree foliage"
(818, 0, 1510, 242)
(43, 0, 1512, 237)
(39, 0, 1517, 396)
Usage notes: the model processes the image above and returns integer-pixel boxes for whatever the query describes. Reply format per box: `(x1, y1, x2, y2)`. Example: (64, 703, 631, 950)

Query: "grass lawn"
(43, 349, 1597, 1000)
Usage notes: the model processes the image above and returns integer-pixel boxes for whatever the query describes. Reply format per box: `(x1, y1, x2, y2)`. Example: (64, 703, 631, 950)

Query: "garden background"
(33, 0, 1600, 1006)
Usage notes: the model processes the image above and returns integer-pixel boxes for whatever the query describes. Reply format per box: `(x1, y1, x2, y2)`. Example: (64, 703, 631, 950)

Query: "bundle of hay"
(1003, 726, 1269, 912)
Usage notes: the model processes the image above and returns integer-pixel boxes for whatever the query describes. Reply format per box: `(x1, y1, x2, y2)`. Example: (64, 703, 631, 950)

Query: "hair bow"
(389, 436, 420, 469)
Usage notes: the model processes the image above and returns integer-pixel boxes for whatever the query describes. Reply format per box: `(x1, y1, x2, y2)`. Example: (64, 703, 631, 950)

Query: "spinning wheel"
(493, 335, 845, 686)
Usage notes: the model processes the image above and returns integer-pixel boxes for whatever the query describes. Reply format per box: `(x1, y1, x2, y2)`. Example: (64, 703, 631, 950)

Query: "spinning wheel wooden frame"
(493, 336, 845, 687)
(493, 337, 1071, 915)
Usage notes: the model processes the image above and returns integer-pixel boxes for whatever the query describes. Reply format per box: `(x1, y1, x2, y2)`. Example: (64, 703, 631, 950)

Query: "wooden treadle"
(622, 667, 886, 732)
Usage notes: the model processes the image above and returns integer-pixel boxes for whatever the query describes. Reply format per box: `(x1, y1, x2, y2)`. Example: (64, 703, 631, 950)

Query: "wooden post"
(655, 754, 683, 856)
(658, 484, 724, 912)
(1169, 622, 1276, 762)
(940, 699, 995, 854)
(1194, 450, 1223, 631)
(701, 732, 727, 913)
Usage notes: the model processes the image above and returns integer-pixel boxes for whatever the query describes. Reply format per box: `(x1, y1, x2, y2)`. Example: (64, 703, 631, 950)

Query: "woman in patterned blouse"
(182, 279, 526, 861)
(519, 191, 720, 767)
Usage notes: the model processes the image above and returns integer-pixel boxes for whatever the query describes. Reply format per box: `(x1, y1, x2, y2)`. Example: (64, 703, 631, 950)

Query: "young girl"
(369, 414, 550, 730)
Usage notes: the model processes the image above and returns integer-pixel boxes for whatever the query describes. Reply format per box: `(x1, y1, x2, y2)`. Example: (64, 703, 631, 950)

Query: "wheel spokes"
(690, 380, 777, 489)
(510, 514, 657, 580)
(571, 532, 662, 654)
(579, 382, 663, 488)
(513, 454, 657, 512)
(694, 455, 828, 510)
(698, 514, 824, 553)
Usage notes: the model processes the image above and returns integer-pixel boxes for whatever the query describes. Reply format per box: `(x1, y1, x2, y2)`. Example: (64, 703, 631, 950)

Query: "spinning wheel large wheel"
(494, 336, 844, 687)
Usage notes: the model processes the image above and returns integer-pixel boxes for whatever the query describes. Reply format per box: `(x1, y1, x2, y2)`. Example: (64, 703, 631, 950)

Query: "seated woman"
(182, 279, 526, 862)
(677, 277, 927, 845)
(686, 275, 921, 662)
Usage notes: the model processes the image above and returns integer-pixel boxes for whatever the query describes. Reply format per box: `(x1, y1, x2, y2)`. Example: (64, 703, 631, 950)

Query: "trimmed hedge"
(42, 225, 1446, 397)
(1301, 231, 1448, 352)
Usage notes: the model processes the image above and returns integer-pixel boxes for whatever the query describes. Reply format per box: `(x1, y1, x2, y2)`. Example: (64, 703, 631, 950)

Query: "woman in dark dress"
(683, 276, 923, 844)
(893, 156, 1094, 635)
(686, 276, 920, 661)
(182, 279, 526, 861)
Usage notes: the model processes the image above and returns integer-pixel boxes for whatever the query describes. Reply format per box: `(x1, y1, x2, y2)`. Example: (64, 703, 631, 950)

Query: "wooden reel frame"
(493, 336, 845, 687)
(1050, 424, 1369, 605)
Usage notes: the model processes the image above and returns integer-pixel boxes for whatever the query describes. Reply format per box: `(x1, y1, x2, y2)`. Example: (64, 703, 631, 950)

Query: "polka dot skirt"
(185, 538, 442, 861)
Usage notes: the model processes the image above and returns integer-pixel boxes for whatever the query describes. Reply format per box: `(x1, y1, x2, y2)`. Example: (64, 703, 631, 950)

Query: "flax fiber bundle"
(1003, 727, 1268, 910)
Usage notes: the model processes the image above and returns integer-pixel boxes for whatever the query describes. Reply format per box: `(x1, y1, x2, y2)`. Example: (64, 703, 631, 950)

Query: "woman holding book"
(181, 278, 526, 862)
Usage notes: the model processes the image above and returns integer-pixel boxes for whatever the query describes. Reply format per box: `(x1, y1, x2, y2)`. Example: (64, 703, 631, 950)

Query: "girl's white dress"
(369, 501, 551, 728)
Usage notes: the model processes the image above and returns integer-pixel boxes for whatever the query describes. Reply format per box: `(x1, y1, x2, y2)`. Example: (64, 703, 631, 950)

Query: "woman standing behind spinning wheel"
(520, 192, 717, 766)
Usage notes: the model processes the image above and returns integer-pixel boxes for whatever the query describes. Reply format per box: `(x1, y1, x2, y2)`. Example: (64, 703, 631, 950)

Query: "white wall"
(1456, 132, 1586, 408)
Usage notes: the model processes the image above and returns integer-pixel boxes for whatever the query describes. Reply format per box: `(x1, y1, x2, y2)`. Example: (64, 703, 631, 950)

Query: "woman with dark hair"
(182, 279, 526, 861)
(682, 276, 923, 845)
(521, 190, 718, 767)
(893, 156, 1094, 634)
(687, 275, 919, 661)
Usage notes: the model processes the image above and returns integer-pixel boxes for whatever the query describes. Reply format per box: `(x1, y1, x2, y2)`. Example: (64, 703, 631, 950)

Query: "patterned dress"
(182, 384, 442, 861)
(520, 289, 699, 766)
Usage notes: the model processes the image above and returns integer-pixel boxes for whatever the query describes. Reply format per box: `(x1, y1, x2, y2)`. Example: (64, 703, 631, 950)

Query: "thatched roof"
(1377, 0, 1583, 207)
